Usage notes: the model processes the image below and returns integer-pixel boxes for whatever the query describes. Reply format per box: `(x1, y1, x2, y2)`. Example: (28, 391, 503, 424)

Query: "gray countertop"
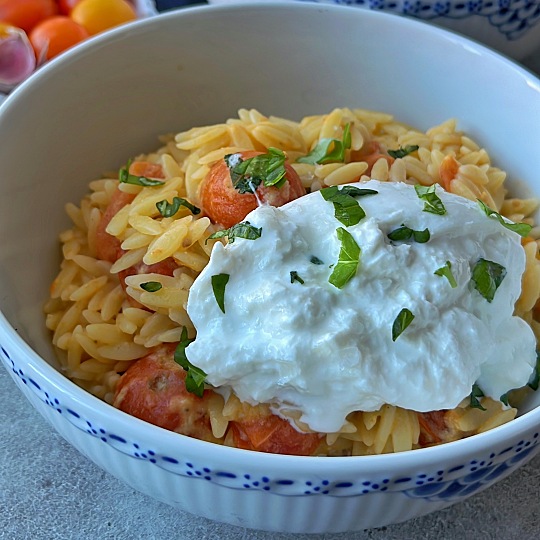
(2, 43, 540, 540)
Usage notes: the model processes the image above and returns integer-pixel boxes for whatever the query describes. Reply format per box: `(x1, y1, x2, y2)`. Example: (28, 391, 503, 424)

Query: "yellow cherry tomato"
(70, 0, 136, 36)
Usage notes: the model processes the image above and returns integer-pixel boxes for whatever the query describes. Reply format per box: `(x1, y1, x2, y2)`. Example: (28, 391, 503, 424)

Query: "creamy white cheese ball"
(186, 180, 536, 433)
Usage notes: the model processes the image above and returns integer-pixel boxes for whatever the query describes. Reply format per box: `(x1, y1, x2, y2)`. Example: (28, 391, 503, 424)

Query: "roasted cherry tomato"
(0, 0, 57, 33)
(70, 0, 137, 35)
(29, 16, 89, 60)
(58, 0, 83, 15)
(200, 150, 306, 228)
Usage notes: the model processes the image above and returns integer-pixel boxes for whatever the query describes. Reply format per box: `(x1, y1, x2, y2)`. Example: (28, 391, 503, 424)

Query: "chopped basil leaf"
(528, 351, 540, 391)
(434, 261, 458, 288)
(156, 196, 201, 217)
(226, 148, 287, 194)
(387, 145, 419, 159)
(310, 255, 324, 265)
(392, 308, 415, 341)
(211, 273, 229, 313)
(329, 227, 361, 289)
(471, 258, 506, 303)
(387, 225, 430, 243)
(119, 160, 165, 187)
(297, 123, 352, 165)
(290, 271, 305, 285)
(320, 185, 378, 227)
(477, 199, 532, 237)
(470, 383, 486, 411)
(140, 281, 162, 292)
(207, 221, 262, 244)
(414, 184, 446, 215)
(174, 327, 207, 398)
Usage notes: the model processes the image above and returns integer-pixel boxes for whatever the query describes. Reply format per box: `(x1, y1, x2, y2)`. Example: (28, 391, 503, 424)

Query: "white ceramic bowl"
(208, 0, 540, 60)
(1, 3, 540, 534)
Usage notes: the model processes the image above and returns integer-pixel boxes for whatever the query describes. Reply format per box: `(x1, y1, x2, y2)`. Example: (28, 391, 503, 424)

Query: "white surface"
(0, 4, 539, 537)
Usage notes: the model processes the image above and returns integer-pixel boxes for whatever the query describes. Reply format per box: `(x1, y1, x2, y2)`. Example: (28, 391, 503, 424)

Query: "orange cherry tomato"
(0, 0, 57, 33)
(29, 16, 89, 60)
(58, 0, 83, 15)
(70, 0, 137, 36)
(200, 150, 306, 228)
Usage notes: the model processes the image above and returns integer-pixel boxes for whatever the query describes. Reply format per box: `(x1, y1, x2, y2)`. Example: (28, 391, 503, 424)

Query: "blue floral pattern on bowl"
(315, 0, 540, 40)
(2, 343, 538, 500)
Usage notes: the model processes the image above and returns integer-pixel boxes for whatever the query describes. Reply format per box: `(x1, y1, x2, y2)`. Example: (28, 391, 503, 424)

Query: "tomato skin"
(0, 0, 57, 33)
(201, 151, 306, 228)
(113, 344, 217, 441)
(70, 0, 137, 36)
(29, 16, 89, 60)
(58, 0, 82, 15)
(231, 412, 321, 456)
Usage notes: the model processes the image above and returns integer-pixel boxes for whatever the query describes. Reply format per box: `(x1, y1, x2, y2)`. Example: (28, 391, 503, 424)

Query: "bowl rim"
(1, 1, 540, 472)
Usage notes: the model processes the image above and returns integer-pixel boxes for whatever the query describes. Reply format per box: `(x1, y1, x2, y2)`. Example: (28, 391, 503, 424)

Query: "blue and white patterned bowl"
(1, 3, 540, 533)
(209, 0, 540, 59)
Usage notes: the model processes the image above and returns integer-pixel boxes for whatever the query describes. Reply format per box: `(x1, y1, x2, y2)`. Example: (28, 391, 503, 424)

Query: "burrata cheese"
(186, 180, 536, 433)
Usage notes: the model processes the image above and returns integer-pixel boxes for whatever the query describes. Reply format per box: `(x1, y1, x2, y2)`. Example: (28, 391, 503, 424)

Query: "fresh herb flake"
(290, 271, 305, 285)
(500, 393, 510, 407)
(226, 148, 287, 194)
(392, 308, 415, 341)
(387, 225, 430, 243)
(211, 273, 229, 313)
(156, 196, 201, 217)
(434, 261, 458, 288)
(174, 327, 207, 398)
(471, 258, 506, 303)
(140, 281, 162, 292)
(477, 199, 532, 237)
(310, 255, 324, 265)
(320, 185, 378, 227)
(528, 351, 540, 391)
(207, 221, 262, 244)
(119, 160, 165, 187)
(297, 123, 352, 165)
(470, 383, 487, 411)
(328, 227, 361, 289)
(414, 184, 447, 215)
(387, 145, 419, 159)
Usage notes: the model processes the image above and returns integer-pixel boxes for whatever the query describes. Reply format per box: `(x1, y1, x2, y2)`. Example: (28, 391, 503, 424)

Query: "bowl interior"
(1, 3, 540, 416)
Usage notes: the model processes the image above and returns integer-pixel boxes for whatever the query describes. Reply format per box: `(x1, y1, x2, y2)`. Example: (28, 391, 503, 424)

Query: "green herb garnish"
(471, 258, 506, 303)
(211, 273, 229, 313)
(528, 351, 540, 391)
(500, 393, 510, 407)
(470, 383, 486, 411)
(156, 197, 201, 217)
(320, 185, 378, 227)
(226, 148, 287, 194)
(290, 271, 305, 285)
(392, 308, 415, 341)
(310, 256, 324, 265)
(387, 145, 419, 159)
(387, 225, 430, 243)
(434, 261, 458, 288)
(329, 227, 361, 289)
(414, 184, 446, 215)
(174, 327, 207, 398)
(119, 160, 165, 187)
(207, 221, 262, 244)
(477, 199, 532, 237)
(297, 123, 352, 165)
(140, 281, 163, 292)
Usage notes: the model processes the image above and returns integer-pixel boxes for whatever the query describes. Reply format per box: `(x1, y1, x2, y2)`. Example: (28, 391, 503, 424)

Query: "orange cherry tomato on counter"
(70, 0, 137, 36)
(200, 150, 306, 228)
(0, 0, 57, 33)
(58, 0, 82, 15)
(29, 16, 89, 60)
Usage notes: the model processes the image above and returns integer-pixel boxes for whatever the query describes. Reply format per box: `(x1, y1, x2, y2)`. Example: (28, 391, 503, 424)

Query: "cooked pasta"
(44, 108, 540, 456)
